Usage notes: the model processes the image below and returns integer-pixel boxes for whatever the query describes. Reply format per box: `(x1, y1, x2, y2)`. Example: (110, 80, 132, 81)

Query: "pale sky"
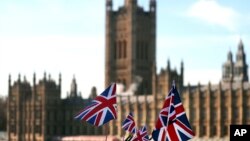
(1, 0, 250, 98)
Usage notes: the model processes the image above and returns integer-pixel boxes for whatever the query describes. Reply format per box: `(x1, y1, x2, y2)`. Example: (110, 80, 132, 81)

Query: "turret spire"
(8, 74, 11, 87)
(33, 72, 36, 84)
(150, 0, 156, 12)
(227, 50, 233, 62)
(167, 59, 171, 70)
(234, 39, 248, 82)
(59, 73, 61, 86)
(70, 75, 78, 98)
(106, 0, 113, 11)
(238, 38, 243, 50)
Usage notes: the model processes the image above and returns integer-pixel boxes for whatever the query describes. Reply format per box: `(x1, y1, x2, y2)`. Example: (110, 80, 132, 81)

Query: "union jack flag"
(155, 90, 176, 129)
(74, 83, 117, 126)
(122, 112, 137, 134)
(152, 83, 195, 141)
(131, 126, 150, 141)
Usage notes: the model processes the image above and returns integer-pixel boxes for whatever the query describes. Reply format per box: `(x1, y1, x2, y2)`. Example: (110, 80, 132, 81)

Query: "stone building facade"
(7, 74, 102, 141)
(110, 41, 249, 141)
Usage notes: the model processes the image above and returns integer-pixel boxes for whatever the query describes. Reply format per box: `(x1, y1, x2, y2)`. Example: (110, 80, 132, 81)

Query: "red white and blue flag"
(74, 83, 117, 126)
(122, 112, 137, 134)
(132, 126, 150, 141)
(152, 83, 195, 141)
(155, 90, 176, 129)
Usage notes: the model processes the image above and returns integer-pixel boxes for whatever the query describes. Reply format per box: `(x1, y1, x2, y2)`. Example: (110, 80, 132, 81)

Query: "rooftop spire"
(227, 50, 233, 61)
(43, 71, 47, 81)
(149, 0, 156, 12)
(23, 75, 27, 82)
(234, 39, 248, 82)
(8, 74, 11, 87)
(106, 0, 113, 11)
(167, 59, 171, 70)
(18, 73, 21, 82)
(59, 73, 61, 83)
(238, 38, 243, 50)
(70, 75, 77, 97)
(236, 39, 245, 62)
(33, 72, 36, 84)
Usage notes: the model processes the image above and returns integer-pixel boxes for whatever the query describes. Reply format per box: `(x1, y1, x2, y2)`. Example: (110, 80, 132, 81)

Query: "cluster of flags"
(74, 82, 195, 141)
(122, 113, 150, 141)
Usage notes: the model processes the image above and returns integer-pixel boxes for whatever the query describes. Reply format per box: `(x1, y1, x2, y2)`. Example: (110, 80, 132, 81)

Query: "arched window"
(136, 42, 140, 59)
(234, 106, 239, 119)
(114, 41, 117, 59)
(118, 41, 122, 59)
(210, 109, 217, 123)
(123, 40, 127, 58)
(145, 43, 148, 60)
(121, 42, 124, 59)
(116, 41, 120, 59)
(222, 108, 228, 119)
(191, 108, 196, 120)
(139, 41, 142, 59)
(141, 42, 144, 59)
(223, 125, 228, 135)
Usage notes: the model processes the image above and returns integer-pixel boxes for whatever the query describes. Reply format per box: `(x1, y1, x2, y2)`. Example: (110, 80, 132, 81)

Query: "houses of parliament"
(7, 0, 250, 141)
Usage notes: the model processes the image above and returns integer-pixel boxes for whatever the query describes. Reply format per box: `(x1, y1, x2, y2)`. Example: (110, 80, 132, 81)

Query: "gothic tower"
(105, 0, 156, 95)
(222, 50, 234, 83)
(7, 73, 61, 141)
(222, 40, 248, 83)
(234, 39, 248, 82)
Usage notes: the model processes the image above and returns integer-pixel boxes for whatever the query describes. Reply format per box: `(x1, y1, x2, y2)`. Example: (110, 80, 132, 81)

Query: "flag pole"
(122, 133, 126, 141)
(124, 134, 133, 141)
(105, 123, 108, 141)
(164, 80, 175, 140)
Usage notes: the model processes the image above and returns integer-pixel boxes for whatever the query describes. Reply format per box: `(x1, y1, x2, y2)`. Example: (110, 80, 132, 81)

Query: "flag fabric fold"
(122, 112, 137, 134)
(74, 83, 117, 126)
(152, 83, 195, 141)
(131, 126, 150, 141)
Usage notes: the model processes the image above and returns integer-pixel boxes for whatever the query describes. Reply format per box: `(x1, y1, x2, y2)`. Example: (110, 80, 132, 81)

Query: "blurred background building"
(6, 0, 250, 141)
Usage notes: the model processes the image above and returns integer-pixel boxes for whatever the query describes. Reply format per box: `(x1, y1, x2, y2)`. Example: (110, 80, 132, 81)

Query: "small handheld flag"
(74, 83, 117, 126)
(122, 112, 137, 134)
(152, 82, 195, 141)
(131, 126, 150, 141)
